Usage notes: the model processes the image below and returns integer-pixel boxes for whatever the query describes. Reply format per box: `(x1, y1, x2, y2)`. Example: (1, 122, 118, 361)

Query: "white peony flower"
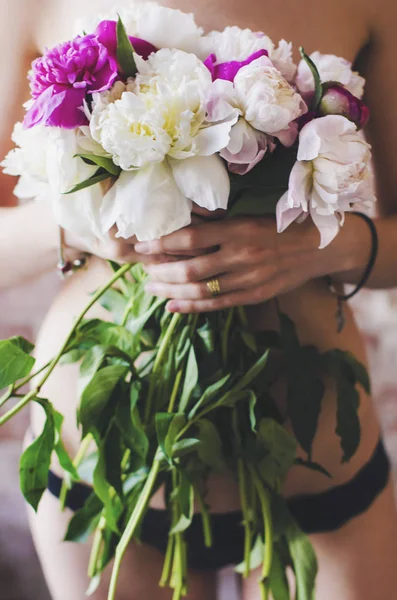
(75, 1, 205, 56)
(296, 51, 365, 98)
(100, 154, 230, 241)
(2, 123, 106, 242)
(234, 57, 306, 143)
(203, 27, 297, 82)
(1, 122, 50, 200)
(91, 49, 235, 169)
(276, 115, 376, 248)
(219, 118, 273, 175)
(90, 91, 172, 170)
(271, 40, 297, 83)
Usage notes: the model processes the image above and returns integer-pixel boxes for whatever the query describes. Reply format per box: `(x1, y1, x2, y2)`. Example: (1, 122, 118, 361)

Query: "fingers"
(134, 221, 232, 255)
(164, 285, 272, 314)
(144, 268, 263, 300)
(144, 250, 230, 284)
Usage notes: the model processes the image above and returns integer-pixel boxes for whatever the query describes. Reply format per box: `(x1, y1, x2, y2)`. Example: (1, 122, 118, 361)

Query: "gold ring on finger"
(206, 277, 221, 298)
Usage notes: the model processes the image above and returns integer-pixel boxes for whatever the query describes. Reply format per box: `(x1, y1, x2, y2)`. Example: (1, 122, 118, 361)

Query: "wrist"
(326, 213, 373, 283)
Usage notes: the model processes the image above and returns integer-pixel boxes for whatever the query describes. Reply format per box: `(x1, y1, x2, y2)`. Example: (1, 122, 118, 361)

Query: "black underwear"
(48, 440, 390, 571)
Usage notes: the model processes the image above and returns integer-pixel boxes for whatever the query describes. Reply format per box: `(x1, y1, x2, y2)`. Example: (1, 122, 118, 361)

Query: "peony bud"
(319, 84, 369, 129)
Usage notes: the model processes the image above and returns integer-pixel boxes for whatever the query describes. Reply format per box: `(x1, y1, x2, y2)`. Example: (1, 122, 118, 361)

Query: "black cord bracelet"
(326, 211, 379, 332)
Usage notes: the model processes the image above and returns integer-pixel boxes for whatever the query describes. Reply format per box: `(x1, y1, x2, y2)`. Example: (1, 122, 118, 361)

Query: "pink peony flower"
(319, 83, 369, 129)
(24, 20, 157, 130)
(204, 49, 269, 82)
(276, 115, 375, 248)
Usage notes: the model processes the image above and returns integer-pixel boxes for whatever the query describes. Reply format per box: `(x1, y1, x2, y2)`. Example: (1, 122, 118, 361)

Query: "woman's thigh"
(28, 491, 217, 600)
(242, 479, 397, 600)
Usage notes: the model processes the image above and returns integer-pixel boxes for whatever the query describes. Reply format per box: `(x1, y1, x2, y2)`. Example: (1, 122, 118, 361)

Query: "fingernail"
(135, 242, 150, 254)
(167, 301, 179, 312)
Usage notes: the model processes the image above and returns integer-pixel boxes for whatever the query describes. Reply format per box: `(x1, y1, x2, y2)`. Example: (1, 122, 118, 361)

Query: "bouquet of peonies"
(0, 3, 374, 599)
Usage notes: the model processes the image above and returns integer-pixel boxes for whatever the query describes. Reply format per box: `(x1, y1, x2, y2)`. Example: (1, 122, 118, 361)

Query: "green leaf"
(165, 414, 186, 457)
(127, 297, 165, 336)
(79, 345, 108, 396)
(179, 346, 199, 411)
(99, 289, 128, 323)
(53, 411, 79, 480)
(64, 170, 111, 195)
(197, 419, 225, 471)
(323, 351, 362, 463)
(172, 438, 201, 459)
(249, 391, 258, 432)
(117, 15, 137, 77)
(78, 365, 128, 437)
(60, 348, 86, 365)
(170, 472, 194, 534)
(269, 546, 290, 600)
(235, 535, 264, 574)
(326, 349, 370, 395)
(286, 520, 318, 600)
(64, 494, 103, 543)
(0, 336, 35, 388)
(103, 422, 124, 497)
(188, 374, 231, 419)
(294, 458, 332, 479)
(258, 419, 297, 480)
(299, 47, 323, 110)
(74, 154, 121, 177)
(335, 376, 361, 463)
(171, 514, 193, 534)
(155, 413, 174, 461)
(93, 441, 122, 533)
(100, 326, 137, 356)
(20, 399, 55, 511)
(230, 350, 269, 395)
(280, 314, 325, 458)
(115, 383, 148, 461)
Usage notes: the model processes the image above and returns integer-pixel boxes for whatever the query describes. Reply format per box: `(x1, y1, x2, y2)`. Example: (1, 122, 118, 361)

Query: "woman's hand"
(134, 215, 368, 313)
(64, 227, 174, 266)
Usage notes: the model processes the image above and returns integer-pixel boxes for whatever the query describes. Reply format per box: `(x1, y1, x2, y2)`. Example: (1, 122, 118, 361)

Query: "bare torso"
(31, 0, 378, 512)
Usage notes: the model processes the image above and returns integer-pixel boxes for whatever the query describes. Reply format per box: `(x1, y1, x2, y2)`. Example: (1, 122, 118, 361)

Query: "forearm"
(0, 201, 59, 289)
(328, 213, 397, 290)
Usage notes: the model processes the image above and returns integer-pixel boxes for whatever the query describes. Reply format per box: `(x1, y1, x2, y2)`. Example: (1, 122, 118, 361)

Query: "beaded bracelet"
(57, 227, 88, 279)
(326, 212, 379, 333)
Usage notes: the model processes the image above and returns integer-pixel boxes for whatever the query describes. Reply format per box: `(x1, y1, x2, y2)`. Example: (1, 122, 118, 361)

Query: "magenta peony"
(24, 20, 157, 130)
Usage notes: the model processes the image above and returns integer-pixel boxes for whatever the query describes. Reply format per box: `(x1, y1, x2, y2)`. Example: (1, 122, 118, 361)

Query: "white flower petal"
(310, 208, 340, 249)
(170, 155, 230, 211)
(195, 120, 235, 156)
(101, 163, 192, 241)
(276, 191, 304, 233)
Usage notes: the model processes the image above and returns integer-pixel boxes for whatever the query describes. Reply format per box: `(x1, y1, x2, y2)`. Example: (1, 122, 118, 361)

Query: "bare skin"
(1, 0, 397, 598)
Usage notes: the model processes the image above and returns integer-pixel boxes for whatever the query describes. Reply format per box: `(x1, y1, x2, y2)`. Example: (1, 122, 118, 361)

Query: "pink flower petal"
(24, 86, 66, 129)
(204, 49, 270, 82)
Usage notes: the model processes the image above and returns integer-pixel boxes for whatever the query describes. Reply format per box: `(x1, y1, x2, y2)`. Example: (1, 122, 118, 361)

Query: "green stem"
(59, 433, 94, 511)
(107, 459, 161, 600)
(238, 306, 257, 352)
(0, 264, 132, 428)
(168, 370, 183, 414)
(121, 295, 135, 327)
(14, 359, 53, 391)
(238, 459, 253, 578)
(249, 467, 273, 596)
(221, 309, 234, 365)
(144, 313, 182, 423)
(0, 386, 14, 409)
(88, 513, 106, 578)
(194, 485, 212, 548)
(159, 534, 175, 588)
